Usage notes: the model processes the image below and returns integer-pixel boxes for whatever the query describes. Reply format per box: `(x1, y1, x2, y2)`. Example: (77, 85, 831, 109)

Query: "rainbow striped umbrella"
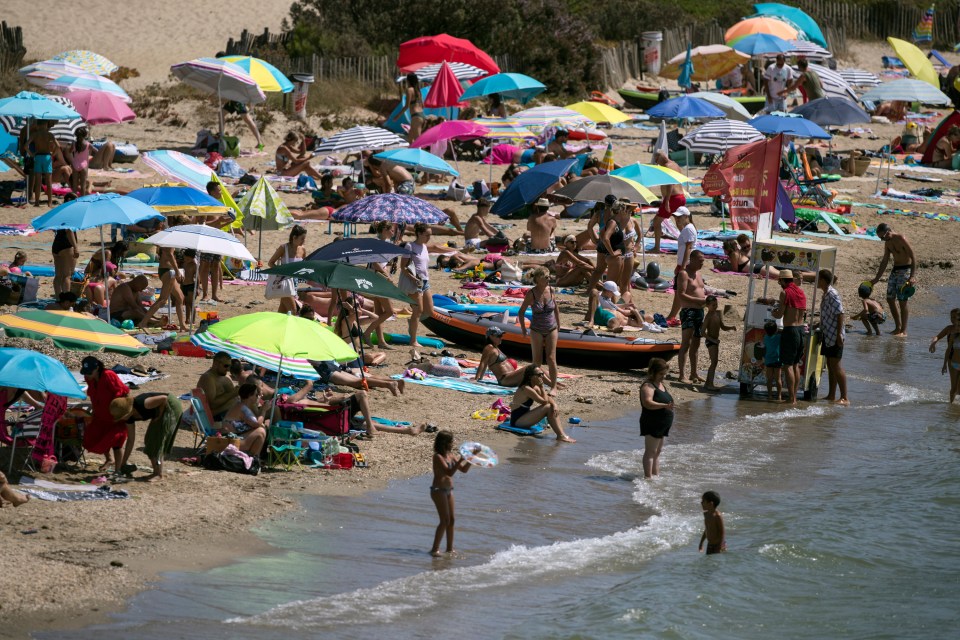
(219, 56, 294, 93)
(45, 74, 131, 103)
(19, 61, 96, 87)
(170, 58, 265, 105)
(51, 50, 118, 76)
(0, 311, 149, 356)
(512, 105, 594, 130)
(472, 118, 536, 139)
(141, 150, 215, 191)
(190, 331, 322, 380)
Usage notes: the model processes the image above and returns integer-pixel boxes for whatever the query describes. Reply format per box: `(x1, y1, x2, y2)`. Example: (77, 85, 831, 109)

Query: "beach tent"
(921, 111, 960, 165)
(383, 88, 459, 135)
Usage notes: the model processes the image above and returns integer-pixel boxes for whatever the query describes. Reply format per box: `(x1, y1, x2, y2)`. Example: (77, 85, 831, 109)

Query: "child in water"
(429, 430, 472, 557)
(698, 490, 726, 555)
(852, 283, 886, 336)
(702, 295, 736, 390)
(763, 320, 782, 402)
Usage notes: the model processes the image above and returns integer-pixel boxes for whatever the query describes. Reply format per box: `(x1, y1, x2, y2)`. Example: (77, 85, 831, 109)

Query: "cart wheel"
(739, 383, 750, 398)
(803, 377, 818, 401)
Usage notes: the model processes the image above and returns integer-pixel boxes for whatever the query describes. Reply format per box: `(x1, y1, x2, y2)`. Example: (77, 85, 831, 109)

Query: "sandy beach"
(2, 16, 960, 637)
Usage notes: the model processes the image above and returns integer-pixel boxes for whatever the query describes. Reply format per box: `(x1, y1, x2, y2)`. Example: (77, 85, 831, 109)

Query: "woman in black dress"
(639, 358, 674, 479)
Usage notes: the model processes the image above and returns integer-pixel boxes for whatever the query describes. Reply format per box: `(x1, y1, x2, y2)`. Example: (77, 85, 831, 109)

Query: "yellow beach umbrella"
(725, 17, 798, 45)
(886, 37, 939, 88)
(661, 45, 750, 82)
(565, 101, 631, 124)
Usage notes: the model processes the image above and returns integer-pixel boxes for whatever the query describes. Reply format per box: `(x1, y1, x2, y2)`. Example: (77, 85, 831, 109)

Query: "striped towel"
(391, 374, 514, 395)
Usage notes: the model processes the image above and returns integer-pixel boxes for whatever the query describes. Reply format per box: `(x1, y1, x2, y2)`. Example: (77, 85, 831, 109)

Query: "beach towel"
(0, 225, 37, 237)
(19, 485, 130, 501)
(390, 374, 513, 395)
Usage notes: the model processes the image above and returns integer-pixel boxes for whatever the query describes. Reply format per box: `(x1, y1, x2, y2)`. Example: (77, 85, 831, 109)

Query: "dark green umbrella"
(261, 260, 411, 303)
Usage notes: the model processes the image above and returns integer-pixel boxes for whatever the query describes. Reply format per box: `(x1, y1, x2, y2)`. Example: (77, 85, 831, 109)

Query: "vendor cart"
(738, 238, 837, 401)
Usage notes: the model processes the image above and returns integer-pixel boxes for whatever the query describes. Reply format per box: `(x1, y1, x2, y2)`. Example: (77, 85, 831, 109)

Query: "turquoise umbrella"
(459, 73, 546, 104)
(0, 348, 86, 399)
(0, 91, 80, 120)
(373, 148, 459, 176)
(753, 3, 828, 48)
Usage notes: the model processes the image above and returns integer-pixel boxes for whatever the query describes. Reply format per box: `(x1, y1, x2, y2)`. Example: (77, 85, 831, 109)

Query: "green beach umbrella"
(0, 310, 150, 356)
(208, 312, 357, 362)
(261, 260, 411, 303)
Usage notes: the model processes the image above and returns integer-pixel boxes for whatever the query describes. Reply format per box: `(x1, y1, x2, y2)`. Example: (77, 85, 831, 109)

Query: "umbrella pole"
(351, 291, 367, 382)
(266, 355, 283, 455)
(100, 227, 111, 320)
(874, 153, 884, 194)
(639, 209, 647, 270)
(217, 73, 225, 153)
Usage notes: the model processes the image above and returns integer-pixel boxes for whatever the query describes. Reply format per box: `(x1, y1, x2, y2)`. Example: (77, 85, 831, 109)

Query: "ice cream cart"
(738, 238, 837, 400)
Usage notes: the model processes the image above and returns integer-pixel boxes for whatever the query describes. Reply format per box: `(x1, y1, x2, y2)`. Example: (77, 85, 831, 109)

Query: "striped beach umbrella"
(599, 143, 615, 173)
(680, 119, 764, 153)
(331, 193, 448, 224)
(801, 63, 859, 102)
(396, 62, 487, 84)
(472, 118, 536, 139)
(237, 176, 294, 232)
(314, 125, 408, 154)
(19, 61, 96, 88)
(860, 79, 951, 105)
(45, 74, 131, 103)
(726, 17, 799, 45)
(839, 69, 881, 88)
(170, 58, 265, 105)
(0, 95, 84, 143)
(141, 150, 215, 191)
(190, 332, 322, 380)
(0, 311, 149, 356)
(219, 56, 294, 93)
(513, 105, 594, 130)
(782, 40, 832, 60)
(51, 50, 118, 76)
(207, 312, 358, 364)
(554, 174, 657, 204)
(126, 185, 228, 216)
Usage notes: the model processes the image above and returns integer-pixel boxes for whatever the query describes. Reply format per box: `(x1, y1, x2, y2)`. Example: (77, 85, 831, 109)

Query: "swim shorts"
(679, 307, 704, 337)
(821, 342, 843, 359)
(396, 180, 415, 195)
(594, 308, 616, 327)
(779, 325, 804, 366)
(657, 193, 686, 219)
(33, 153, 53, 174)
(886, 266, 911, 301)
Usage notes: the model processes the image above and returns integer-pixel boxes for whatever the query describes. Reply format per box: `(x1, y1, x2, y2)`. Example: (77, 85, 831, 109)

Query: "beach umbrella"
(0, 129, 14, 155)
(314, 125, 408, 154)
(140, 150, 214, 190)
(646, 95, 726, 120)
(126, 184, 229, 216)
(513, 105, 594, 130)
(886, 37, 939, 88)
(753, 3, 828, 48)
(190, 332, 322, 380)
(599, 143, 615, 173)
(398, 34, 500, 76)
(423, 61, 468, 109)
(397, 61, 486, 84)
(725, 17, 799, 45)
(692, 92, 752, 122)
(218, 55, 294, 93)
(0, 348, 86, 399)
(209, 312, 358, 363)
(410, 120, 490, 148)
(860, 79, 951, 105)
(839, 69, 881, 88)
(51, 50, 118, 76)
(61, 90, 135, 125)
(0, 95, 84, 143)
(31, 193, 164, 317)
(790, 97, 870, 127)
(238, 176, 294, 262)
(680, 119, 764, 154)
(306, 238, 414, 265)
(565, 101, 631, 124)
(262, 261, 411, 303)
(732, 33, 792, 56)
(678, 43, 695, 89)
(0, 310, 149, 356)
(171, 57, 265, 143)
(611, 162, 694, 186)
(472, 118, 537, 139)
(782, 40, 832, 60)
(19, 61, 96, 88)
(554, 174, 656, 204)
(661, 45, 749, 82)
(796, 63, 859, 102)
(331, 193, 448, 224)
(45, 74, 131, 103)
(750, 113, 832, 139)
(0, 91, 80, 121)
(459, 73, 546, 104)
(146, 225, 255, 261)
(490, 158, 576, 218)
(373, 148, 459, 176)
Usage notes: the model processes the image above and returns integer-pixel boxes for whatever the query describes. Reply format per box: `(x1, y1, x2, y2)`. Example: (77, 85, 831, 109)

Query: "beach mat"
(391, 374, 513, 395)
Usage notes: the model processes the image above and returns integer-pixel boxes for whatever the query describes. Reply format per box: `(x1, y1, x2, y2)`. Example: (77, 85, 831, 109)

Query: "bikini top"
(494, 349, 508, 364)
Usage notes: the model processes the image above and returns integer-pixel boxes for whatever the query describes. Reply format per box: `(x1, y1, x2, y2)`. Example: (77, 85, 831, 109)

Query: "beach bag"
(499, 259, 521, 281)
(217, 158, 245, 178)
(265, 245, 297, 300)
(446, 180, 468, 202)
(221, 136, 240, 158)
(195, 129, 216, 151)
(202, 447, 261, 475)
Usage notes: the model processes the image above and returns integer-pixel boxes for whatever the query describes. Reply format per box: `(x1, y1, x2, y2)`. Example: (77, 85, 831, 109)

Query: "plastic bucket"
(641, 31, 663, 76)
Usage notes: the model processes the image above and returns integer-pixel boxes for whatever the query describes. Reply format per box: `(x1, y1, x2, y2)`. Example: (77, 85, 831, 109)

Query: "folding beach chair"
(187, 388, 221, 453)
(6, 395, 67, 477)
(267, 424, 305, 471)
(784, 143, 837, 208)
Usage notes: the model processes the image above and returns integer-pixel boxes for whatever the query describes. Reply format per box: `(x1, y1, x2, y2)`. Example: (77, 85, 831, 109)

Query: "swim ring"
(459, 441, 498, 468)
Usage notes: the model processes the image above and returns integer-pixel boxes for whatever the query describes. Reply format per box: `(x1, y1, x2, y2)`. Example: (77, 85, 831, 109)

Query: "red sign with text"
(700, 135, 782, 232)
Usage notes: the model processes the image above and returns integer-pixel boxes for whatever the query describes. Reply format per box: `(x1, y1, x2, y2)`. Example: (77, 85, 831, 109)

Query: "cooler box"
(278, 402, 350, 438)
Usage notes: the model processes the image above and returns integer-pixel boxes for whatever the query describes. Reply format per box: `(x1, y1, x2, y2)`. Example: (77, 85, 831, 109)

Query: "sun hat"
(778, 269, 794, 280)
(109, 396, 134, 421)
(485, 326, 505, 338)
(672, 206, 691, 217)
(602, 280, 621, 296)
(535, 198, 550, 207)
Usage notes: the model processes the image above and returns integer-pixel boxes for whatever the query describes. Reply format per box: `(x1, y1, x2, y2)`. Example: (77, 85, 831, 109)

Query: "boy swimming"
(698, 491, 726, 555)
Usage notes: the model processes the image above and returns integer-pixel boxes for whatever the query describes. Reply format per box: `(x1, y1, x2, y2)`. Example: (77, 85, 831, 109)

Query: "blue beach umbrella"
(678, 43, 695, 89)
(0, 348, 86, 399)
(750, 113, 832, 139)
(0, 128, 15, 154)
(373, 148, 459, 176)
(306, 238, 414, 265)
(790, 97, 870, 127)
(459, 73, 546, 104)
(126, 184, 230, 216)
(754, 3, 828, 48)
(0, 91, 80, 120)
(646, 95, 726, 120)
(731, 33, 792, 56)
(490, 158, 577, 218)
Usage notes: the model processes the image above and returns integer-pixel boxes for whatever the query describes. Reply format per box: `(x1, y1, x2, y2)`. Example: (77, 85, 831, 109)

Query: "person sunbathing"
(276, 131, 322, 179)
(930, 125, 960, 168)
(475, 326, 525, 386)
(544, 235, 594, 286)
(282, 380, 422, 440)
(586, 281, 650, 331)
(311, 360, 404, 396)
(436, 252, 505, 273)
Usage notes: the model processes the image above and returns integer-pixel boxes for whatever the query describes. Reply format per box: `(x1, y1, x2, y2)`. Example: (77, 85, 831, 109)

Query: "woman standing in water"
(639, 358, 674, 479)
(429, 430, 471, 557)
(930, 307, 960, 403)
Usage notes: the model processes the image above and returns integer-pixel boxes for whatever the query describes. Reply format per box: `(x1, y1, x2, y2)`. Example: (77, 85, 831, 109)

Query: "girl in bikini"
(66, 127, 92, 195)
(139, 246, 187, 331)
(429, 429, 472, 557)
(475, 326, 525, 387)
(930, 308, 960, 403)
(519, 266, 562, 394)
(406, 73, 426, 141)
(275, 131, 323, 179)
(509, 365, 575, 442)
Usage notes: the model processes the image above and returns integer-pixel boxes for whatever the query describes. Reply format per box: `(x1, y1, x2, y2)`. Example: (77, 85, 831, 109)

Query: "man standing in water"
(675, 250, 708, 384)
(772, 269, 807, 405)
(817, 269, 848, 405)
(869, 223, 916, 337)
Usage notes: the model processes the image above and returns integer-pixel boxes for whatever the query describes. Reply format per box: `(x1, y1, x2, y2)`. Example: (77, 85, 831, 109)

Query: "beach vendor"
(109, 392, 183, 482)
(869, 223, 916, 337)
(81, 356, 132, 475)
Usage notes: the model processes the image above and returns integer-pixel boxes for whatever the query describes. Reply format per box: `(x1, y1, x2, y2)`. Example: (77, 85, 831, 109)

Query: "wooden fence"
(797, 0, 960, 46)
(0, 22, 26, 75)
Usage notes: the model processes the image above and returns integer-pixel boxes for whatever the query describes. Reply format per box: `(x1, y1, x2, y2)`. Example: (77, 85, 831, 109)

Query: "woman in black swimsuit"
(509, 365, 575, 442)
(429, 429, 472, 556)
(51, 227, 79, 297)
(475, 326, 525, 386)
(406, 73, 425, 141)
(639, 358, 674, 479)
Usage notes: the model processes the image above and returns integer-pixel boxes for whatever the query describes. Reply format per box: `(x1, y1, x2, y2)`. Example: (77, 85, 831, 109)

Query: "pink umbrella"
(424, 61, 467, 109)
(62, 90, 135, 125)
(410, 120, 490, 148)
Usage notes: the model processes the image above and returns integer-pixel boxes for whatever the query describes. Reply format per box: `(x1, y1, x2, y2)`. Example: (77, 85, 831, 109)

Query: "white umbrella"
(692, 92, 752, 122)
(314, 125, 409, 154)
(781, 40, 832, 60)
(860, 79, 951, 105)
(145, 224, 255, 261)
(839, 69, 881, 88)
(797, 63, 859, 102)
(680, 119, 764, 154)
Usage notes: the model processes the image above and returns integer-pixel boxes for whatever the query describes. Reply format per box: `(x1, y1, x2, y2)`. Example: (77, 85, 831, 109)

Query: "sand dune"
(6, 1, 293, 89)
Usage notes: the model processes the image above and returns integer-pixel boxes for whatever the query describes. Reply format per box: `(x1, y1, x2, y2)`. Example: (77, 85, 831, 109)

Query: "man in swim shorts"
(817, 269, 848, 405)
(772, 269, 807, 405)
(108, 275, 151, 324)
(652, 151, 686, 254)
(675, 250, 707, 383)
(30, 120, 58, 207)
(869, 222, 916, 337)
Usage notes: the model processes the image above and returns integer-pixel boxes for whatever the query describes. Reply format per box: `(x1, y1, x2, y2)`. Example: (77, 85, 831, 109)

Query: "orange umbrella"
(725, 17, 799, 45)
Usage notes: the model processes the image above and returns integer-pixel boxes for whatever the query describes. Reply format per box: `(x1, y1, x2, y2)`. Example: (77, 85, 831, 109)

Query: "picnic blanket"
(0, 224, 37, 236)
(90, 168, 151, 180)
(391, 374, 513, 395)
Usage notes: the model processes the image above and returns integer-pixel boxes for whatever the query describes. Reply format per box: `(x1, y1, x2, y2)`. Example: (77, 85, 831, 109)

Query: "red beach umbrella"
(398, 34, 500, 76)
(424, 61, 467, 109)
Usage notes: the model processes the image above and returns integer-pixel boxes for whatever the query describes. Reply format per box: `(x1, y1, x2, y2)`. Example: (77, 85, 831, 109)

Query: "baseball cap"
(602, 280, 621, 296)
(485, 326, 505, 338)
(672, 206, 691, 217)
(80, 356, 101, 376)
(778, 269, 794, 280)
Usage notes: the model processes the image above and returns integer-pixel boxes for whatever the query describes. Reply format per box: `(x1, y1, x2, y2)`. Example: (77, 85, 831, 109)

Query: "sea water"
(50, 292, 960, 640)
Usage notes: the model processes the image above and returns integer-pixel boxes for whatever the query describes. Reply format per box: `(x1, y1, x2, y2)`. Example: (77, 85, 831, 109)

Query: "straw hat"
(535, 198, 550, 208)
(778, 269, 794, 280)
(109, 396, 135, 421)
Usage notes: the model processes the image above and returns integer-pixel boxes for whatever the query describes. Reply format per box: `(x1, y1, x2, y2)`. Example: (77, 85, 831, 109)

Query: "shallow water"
(49, 291, 960, 640)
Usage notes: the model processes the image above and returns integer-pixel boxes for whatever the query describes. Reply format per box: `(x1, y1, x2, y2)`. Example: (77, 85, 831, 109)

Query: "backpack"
(201, 446, 261, 475)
